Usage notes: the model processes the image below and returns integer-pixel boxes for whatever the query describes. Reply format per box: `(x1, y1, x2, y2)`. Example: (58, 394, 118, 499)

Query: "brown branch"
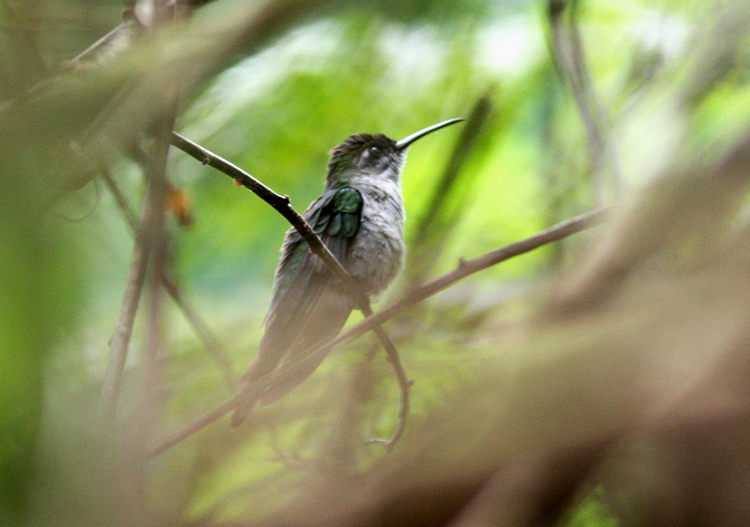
(100, 170, 236, 391)
(147, 206, 609, 458)
(99, 187, 154, 423)
(327, 206, 610, 350)
(148, 396, 239, 458)
(367, 325, 412, 450)
(170, 131, 411, 447)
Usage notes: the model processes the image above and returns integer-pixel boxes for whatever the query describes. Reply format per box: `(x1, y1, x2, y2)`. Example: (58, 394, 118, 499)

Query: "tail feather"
(259, 288, 352, 405)
(257, 342, 336, 406)
(231, 288, 352, 426)
(230, 346, 281, 427)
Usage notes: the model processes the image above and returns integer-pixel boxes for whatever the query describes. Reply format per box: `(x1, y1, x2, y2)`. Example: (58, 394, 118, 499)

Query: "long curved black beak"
(395, 118, 464, 151)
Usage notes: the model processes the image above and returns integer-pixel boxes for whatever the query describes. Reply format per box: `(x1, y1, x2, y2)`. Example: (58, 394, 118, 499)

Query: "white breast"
(347, 178, 406, 299)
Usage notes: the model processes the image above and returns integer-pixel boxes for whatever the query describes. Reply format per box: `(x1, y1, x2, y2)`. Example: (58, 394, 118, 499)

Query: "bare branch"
(327, 206, 610, 351)
(148, 397, 238, 458)
(100, 170, 236, 391)
(99, 188, 153, 423)
(366, 325, 412, 450)
(160, 274, 236, 390)
(147, 207, 608, 457)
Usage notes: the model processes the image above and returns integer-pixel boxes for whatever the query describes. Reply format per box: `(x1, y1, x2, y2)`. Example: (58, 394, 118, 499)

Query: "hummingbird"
(231, 118, 464, 427)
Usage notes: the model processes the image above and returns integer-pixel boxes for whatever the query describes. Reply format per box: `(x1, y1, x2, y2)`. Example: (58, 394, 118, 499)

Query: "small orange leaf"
(167, 186, 194, 227)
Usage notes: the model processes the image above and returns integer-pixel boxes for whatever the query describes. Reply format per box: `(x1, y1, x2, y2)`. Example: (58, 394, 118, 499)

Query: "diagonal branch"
(252, 207, 611, 395)
(147, 206, 609, 458)
(170, 131, 411, 446)
(99, 170, 236, 391)
(99, 185, 155, 423)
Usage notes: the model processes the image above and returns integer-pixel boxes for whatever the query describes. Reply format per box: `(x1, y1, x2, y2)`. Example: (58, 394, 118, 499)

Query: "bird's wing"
(241, 186, 364, 383)
(231, 187, 364, 425)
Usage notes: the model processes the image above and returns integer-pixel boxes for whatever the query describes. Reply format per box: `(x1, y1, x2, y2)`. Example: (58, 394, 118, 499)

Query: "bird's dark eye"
(368, 146, 380, 156)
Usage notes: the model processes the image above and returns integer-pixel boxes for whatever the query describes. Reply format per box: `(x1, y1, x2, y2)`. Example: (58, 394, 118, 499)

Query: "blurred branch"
(68, 11, 142, 67)
(170, 131, 411, 448)
(160, 275, 236, 389)
(99, 170, 138, 228)
(99, 185, 154, 423)
(99, 0, 183, 428)
(147, 206, 608, 458)
(68, 0, 218, 66)
(449, 439, 615, 527)
(548, 0, 621, 201)
(133, 82, 177, 490)
(99, 171, 236, 391)
(148, 397, 238, 458)
(406, 91, 494, 288)
(0, 0, 344, 195)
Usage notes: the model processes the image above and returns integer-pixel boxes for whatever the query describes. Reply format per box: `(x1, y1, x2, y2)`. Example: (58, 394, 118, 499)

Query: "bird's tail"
(259, 288, 351, 405)
(230, 352, 278, 428)
(256, 342, 336, 406)
(231, 289, 352, 425)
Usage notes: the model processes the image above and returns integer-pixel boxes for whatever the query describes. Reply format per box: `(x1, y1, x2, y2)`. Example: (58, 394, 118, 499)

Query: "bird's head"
(325, 118, 464, 187)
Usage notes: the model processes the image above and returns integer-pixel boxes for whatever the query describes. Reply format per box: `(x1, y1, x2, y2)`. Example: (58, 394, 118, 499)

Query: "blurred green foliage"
(2, 0, 750, 525)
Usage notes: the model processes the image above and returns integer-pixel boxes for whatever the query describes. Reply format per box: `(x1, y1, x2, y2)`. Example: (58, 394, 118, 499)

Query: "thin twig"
(367, 326, 412, 450)
(147, 206, 609, 458)
(170, 131, 411, 447)
(159, 275, 236, 389)
(99, 170, 139, 229)
(134, 83, 177, 493)
(100, 170, 236, 390)
(99, 188, 154, 423)
(148, 397, 239, 458)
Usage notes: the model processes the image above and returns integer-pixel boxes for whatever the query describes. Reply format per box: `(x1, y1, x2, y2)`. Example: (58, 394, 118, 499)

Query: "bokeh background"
(3, 0, 750, 525)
